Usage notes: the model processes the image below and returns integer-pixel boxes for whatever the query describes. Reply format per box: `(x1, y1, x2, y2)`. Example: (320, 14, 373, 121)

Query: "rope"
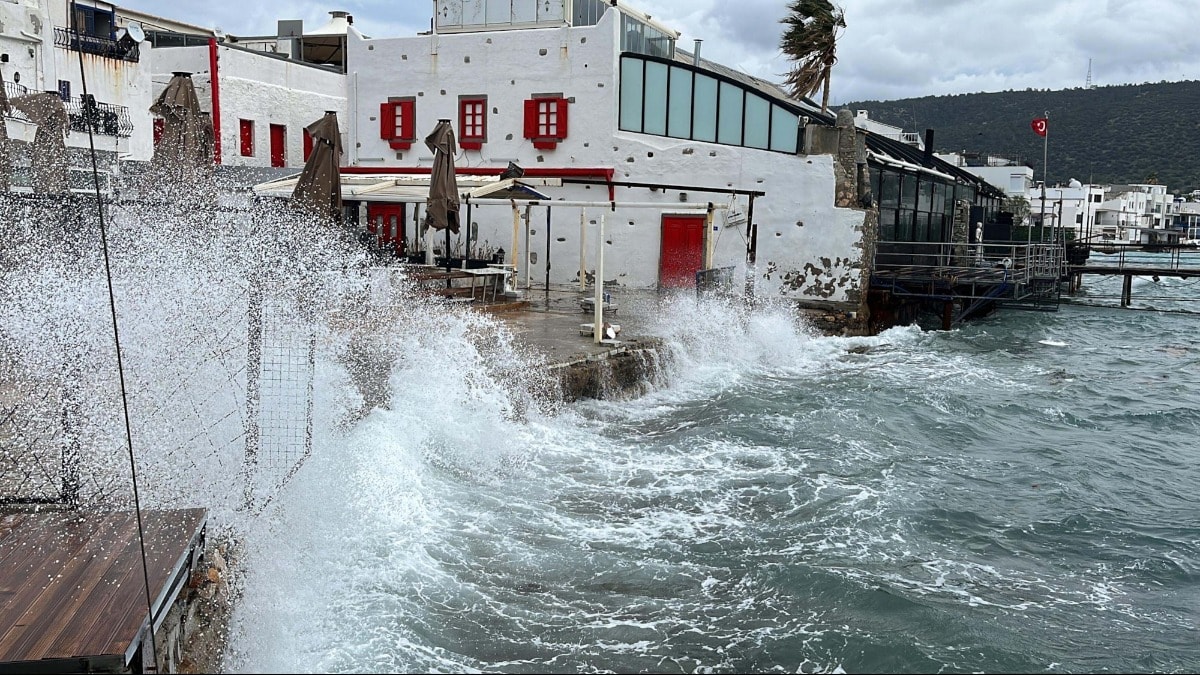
(76, 38, 160, 669)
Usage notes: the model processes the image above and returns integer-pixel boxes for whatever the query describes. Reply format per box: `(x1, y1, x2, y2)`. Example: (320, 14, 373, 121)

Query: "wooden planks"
(0, 508, 206, 668)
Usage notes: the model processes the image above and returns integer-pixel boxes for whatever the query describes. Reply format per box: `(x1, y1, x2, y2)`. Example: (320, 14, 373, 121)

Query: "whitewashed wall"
(0, 0, 152, 161)
(152, 44, 347, 169)
(348, 8, 866, 304)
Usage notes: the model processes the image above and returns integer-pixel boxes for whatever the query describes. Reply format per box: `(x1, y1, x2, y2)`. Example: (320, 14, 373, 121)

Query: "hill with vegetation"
(841, 80, 1200, 194)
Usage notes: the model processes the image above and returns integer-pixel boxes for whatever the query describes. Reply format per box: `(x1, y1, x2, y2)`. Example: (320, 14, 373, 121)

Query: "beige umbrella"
(425, 119, 460, 235)
(10, 91, 69, 195)
(150, 72, 209, 180)
(0, 71, 11, 192)
(291, 111, 343, 222)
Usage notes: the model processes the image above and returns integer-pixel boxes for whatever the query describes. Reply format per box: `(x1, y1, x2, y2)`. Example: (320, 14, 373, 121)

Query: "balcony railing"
(53, 26, 140, 63)
(4, 80, 133, 138)
(67, 95, 134, 138)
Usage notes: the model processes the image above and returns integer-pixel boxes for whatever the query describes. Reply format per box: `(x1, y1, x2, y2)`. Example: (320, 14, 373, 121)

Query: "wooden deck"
(0, 508, 207, 673)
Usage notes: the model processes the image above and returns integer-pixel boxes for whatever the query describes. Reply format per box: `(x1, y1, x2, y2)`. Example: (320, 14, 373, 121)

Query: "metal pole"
(510, 201, 520, 281)
(544, 206, 552, 292)
(523, 204, 532, 289)
(704, 203, 716, 271)
(579, 207, 587, 291)
(594, 213, 605, 344)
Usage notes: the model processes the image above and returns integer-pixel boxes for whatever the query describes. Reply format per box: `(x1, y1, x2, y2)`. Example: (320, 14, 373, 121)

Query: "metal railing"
(2, 80, 132, 138)
(66, 95, 134, 138)
(53, 26, 140, 62)
(874, 240, 1065, 285)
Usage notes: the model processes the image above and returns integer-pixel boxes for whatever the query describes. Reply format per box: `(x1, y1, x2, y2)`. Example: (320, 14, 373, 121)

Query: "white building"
(937, 152, 1034, 199)
(1024, 180, 1105, 241)
(1091, 183, 1175, 241)
(0, 0, 155, 192)
(145, 11, 350, 172)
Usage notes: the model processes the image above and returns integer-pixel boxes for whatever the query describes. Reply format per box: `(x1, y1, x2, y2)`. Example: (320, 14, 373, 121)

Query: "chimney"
(693, 39, 702, 64)
(923, 128, 934, 166)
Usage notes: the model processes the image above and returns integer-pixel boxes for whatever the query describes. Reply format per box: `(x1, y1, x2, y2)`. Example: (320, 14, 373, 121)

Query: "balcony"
(53, 26, 140, 63)
(4, 81, 133, 138)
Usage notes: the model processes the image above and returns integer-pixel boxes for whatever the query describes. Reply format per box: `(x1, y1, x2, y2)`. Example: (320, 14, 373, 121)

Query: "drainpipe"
(209, 37, 222, 164)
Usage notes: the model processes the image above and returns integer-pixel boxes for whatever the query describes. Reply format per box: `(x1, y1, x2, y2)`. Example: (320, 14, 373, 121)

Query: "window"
(57, 80, 70, 101)
(303, 128, 314, 161)
(72, 5, 115, 39)
(380, 97, 416, 150)
(523, 96, 568, 150)
(153, 118, 164, 146)
(239, 119, 254, 157)
(459, 96, 487, 150)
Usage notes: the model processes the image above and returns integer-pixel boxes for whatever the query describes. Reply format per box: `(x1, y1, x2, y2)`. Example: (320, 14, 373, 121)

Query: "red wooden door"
(659, 214, 706, 288)
(367, 203, 406, 256)
(269, 124, 286, 167)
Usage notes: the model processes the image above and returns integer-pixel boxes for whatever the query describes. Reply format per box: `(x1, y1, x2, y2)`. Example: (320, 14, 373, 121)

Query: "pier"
(1067, 242, 1200, 307)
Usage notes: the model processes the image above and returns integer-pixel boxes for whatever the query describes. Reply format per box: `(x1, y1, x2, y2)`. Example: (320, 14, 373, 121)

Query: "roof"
(253, 174, 556, 203)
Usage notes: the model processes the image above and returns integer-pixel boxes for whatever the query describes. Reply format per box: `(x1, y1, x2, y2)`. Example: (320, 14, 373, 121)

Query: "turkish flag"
(1031, 118, 1048, 137)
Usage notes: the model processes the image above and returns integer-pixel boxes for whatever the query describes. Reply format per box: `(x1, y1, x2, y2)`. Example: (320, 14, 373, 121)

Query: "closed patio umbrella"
(10, 91, 69, 195)
(425, 119, 460, 235)
(0, 71, 11, 192)
(291, 110, 343, 223)
(150, 72, 209, 181)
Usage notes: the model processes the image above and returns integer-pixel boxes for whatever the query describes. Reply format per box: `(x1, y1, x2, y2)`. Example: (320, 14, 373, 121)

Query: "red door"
(367, 203, 406, 257)
(659, 214, 706, 288)
(269, 124, 286, 167)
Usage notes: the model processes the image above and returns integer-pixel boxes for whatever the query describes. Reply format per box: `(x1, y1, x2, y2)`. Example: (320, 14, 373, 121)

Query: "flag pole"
(1039, 111, 1048, 244)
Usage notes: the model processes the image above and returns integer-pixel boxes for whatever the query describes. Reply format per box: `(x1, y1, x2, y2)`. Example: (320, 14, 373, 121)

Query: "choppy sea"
(4, 206, 1195, 673)
(220, 265, 1200, 673)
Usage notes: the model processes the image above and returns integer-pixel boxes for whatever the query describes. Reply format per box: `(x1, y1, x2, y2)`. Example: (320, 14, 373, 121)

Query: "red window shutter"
(400, 100, 415, 141)
(303, 128, 313, 160)
(523, 99, 539, 139)
(153, 118, 164, 145)
(380, 102, 395, 140)
(556, 98, 568, 139)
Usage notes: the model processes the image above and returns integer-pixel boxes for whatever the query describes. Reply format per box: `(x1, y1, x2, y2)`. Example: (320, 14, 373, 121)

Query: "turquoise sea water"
(225, 268, 1200, 673)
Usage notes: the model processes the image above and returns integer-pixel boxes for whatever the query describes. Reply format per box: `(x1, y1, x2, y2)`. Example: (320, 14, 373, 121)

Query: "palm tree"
(779, 0, 846, 114)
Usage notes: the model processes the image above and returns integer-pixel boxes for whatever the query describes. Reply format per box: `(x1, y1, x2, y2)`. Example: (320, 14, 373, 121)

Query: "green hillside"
(842, 80, 1200, 194)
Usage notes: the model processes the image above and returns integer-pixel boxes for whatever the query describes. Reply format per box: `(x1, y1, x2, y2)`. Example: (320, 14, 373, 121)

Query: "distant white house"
(936, 152, 1034, 199)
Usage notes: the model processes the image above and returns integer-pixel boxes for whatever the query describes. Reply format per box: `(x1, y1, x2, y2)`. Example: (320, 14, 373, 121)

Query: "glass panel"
(900, 173, 917, 211)
(769, 105, 799, 153)
(535, 0, 563, 22)
(486, 0, 511, 24)
(879, 208, 897, 241)
(717, 81, 742, 145)
(944, 183, 957, 214)
(512, 0, 537, 23)
(643, 61, 668, 135)
(931, 182, 945, 214)
(619, 57, 643, 132)
(667, 66, 692, 138)
(918, 178, 933, 212)
(621, 14, 644, 53)
(915, 212, 930, 242)
(743, 94, 770, 149)
(880, 171, 899, 210)
(692, 74, 717, 142)
(898, 209, 914, 241)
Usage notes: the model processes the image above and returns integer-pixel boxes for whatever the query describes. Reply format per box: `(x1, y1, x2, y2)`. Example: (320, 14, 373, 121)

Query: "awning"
(252, 173, 555, 204)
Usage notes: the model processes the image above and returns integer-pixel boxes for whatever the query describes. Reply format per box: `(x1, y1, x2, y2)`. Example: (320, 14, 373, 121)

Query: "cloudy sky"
(117, 0, 1200, 103)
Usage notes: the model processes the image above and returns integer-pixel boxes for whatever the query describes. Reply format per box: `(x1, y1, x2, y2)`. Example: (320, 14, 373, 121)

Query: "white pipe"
(467, 199, 726, 209)
(510, 202, 520, 283)
(704, 206, 715, 270)
(579, 208, 587, 291)
(594, 213, 605, 344)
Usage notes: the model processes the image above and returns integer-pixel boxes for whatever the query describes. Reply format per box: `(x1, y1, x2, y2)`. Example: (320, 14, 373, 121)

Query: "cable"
(76, 41, 159, 669)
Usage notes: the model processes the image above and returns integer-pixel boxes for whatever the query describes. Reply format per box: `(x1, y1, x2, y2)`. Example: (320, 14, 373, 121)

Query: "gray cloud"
(118, 0, 1200, 103)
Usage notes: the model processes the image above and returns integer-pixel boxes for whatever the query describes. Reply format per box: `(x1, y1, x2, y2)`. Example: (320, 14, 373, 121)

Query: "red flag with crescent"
(1031, 118, 1048, 137)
